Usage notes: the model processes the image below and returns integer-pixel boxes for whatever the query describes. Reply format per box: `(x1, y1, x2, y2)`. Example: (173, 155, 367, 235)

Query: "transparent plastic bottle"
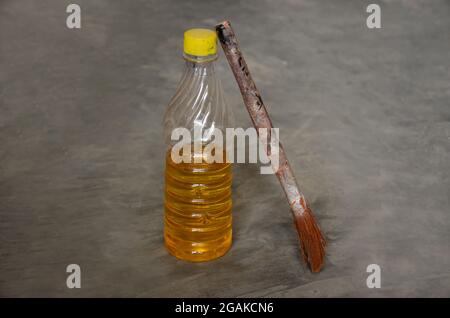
(163, 29, 233, 262)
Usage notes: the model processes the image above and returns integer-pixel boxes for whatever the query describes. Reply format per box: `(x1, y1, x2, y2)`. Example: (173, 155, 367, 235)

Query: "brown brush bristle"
(294, 198, 326, 272)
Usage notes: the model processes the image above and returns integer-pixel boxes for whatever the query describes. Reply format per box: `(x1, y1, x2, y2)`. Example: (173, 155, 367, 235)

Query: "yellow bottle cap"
(184, 28, 217, 57)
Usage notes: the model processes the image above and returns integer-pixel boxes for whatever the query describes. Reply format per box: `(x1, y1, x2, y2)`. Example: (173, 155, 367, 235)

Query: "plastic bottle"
(163, 29, 233, 262)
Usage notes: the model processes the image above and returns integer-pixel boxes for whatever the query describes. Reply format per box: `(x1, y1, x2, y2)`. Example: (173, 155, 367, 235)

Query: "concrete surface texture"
(1, 0, 449, 297)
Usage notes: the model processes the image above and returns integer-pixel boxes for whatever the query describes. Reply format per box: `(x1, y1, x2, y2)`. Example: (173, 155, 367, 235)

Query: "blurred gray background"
(1, 0, 449, 297)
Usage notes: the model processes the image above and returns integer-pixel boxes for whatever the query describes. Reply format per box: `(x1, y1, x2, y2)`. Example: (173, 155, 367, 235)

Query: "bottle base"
(164, 230, 232, 262)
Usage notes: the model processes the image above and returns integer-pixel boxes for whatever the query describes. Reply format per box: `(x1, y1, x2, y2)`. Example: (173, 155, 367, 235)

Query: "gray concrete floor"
(1, 0, 449, 297)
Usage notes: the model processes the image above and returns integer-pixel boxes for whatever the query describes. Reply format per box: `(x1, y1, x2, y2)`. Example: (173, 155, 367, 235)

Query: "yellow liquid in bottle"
(164, 147, 232, 262)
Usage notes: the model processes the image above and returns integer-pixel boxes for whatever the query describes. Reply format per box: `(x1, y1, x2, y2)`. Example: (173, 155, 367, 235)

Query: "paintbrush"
(216, 21, 326, 272)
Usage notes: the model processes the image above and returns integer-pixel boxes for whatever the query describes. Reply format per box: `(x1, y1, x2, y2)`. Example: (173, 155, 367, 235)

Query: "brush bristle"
(294, 198, 326, 272)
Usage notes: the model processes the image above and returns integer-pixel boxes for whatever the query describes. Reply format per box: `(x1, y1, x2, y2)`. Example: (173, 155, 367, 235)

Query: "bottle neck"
(183, 53, 217, 75)
(185, 60, 216, 76)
